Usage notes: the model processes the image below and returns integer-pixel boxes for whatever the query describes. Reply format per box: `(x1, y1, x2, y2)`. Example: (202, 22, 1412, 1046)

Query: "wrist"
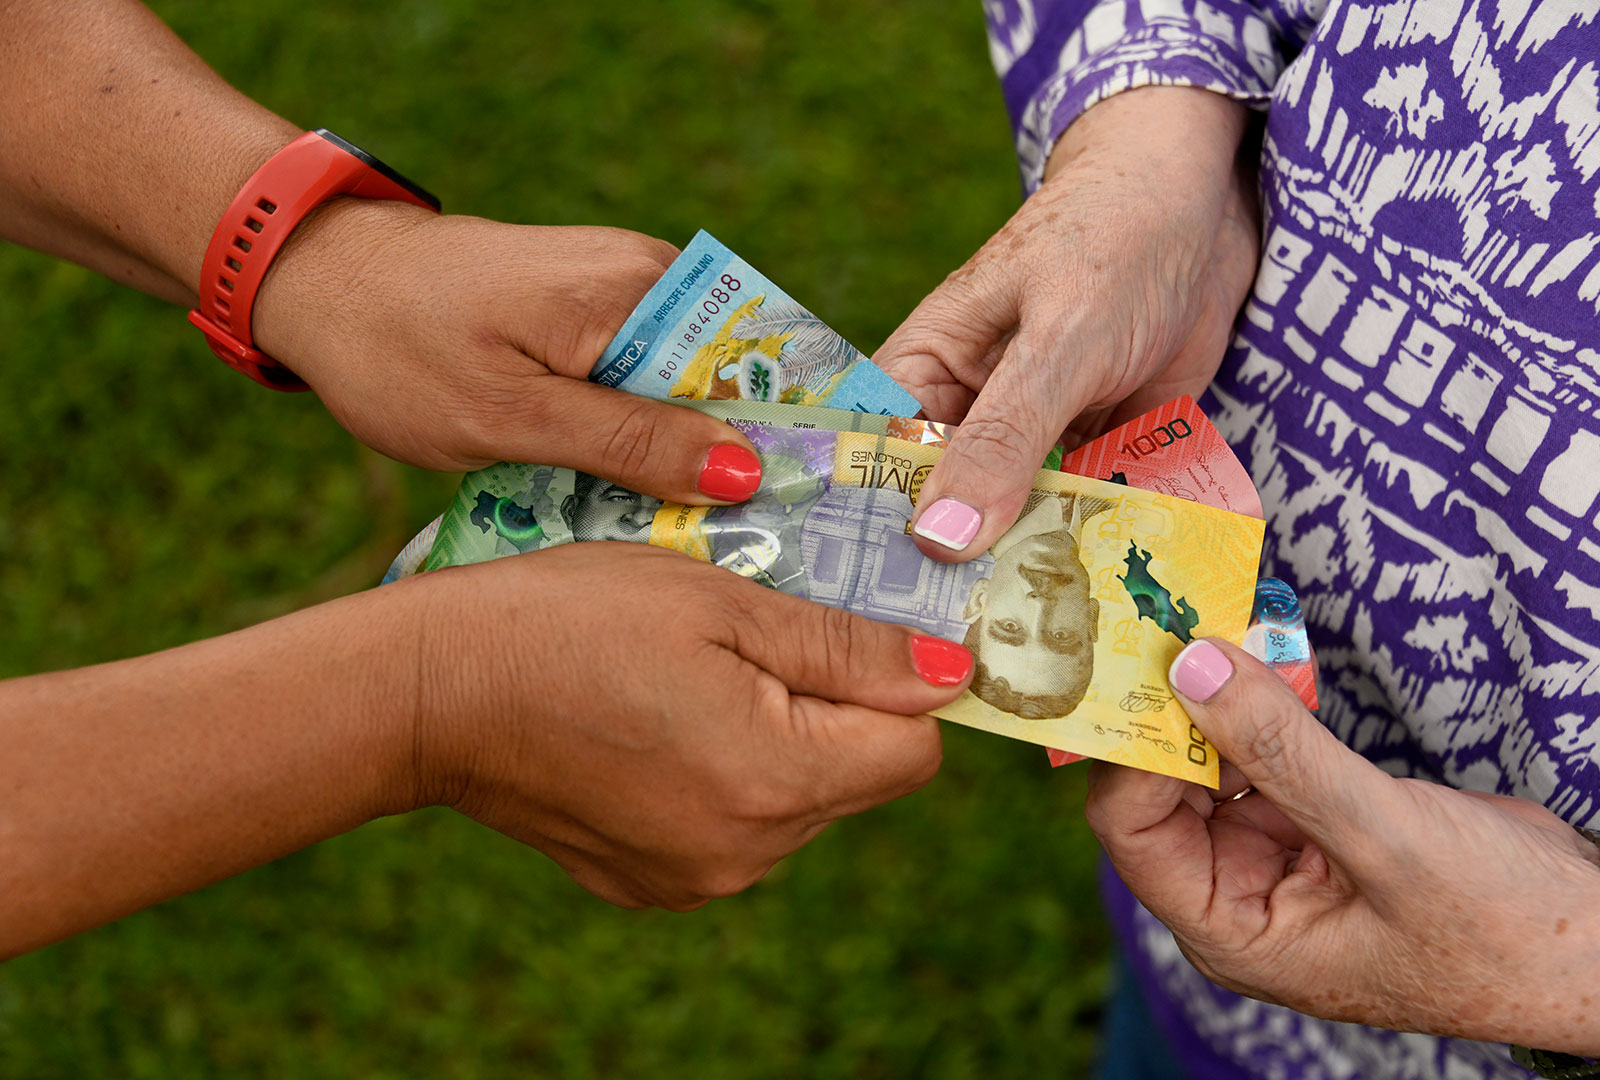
(1520, 897, 1600, 1056)
(1045, 86, 1249, 187)
(248, 196, 439, 387)
(390, 563, 505, 814)
(133, 109, 303, 305)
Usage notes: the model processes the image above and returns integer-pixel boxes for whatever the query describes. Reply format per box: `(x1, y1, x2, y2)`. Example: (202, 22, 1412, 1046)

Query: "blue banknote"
(589, 231, 922, 417)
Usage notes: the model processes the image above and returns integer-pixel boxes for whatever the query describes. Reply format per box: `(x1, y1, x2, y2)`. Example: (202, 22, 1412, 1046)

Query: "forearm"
(0, 0, 300, 304)
(0, 581, 429, 959)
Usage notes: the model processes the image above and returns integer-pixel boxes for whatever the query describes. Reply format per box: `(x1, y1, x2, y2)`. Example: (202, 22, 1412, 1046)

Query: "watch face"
(313, 129, 441, 211)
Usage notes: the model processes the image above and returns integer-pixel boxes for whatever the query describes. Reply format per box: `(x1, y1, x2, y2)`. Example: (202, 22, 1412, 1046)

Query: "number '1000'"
(1121, 418, 1192, 459)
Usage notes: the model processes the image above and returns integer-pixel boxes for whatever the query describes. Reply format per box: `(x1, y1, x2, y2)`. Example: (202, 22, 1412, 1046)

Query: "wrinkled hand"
(876, 87, 1259, 559)
(253, 201, 759, 504)
(1086, 638, 1600, 1054)
(406, 543, 971, 911)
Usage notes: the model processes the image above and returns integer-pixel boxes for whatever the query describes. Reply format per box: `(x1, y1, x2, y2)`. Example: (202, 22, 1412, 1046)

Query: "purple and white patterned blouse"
(983, 0, 1600, 1076)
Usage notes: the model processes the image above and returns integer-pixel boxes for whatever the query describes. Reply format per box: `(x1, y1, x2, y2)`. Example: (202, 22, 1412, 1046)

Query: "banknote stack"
(387, 233, 1317, 788)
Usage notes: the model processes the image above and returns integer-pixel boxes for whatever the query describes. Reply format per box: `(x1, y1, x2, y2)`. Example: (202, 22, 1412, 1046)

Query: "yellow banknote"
(820, 432, 1263, 787)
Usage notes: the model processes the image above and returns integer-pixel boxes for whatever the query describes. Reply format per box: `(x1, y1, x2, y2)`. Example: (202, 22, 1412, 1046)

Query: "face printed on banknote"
(961, 494, 1114, 721)
(566, 475, 664, 543)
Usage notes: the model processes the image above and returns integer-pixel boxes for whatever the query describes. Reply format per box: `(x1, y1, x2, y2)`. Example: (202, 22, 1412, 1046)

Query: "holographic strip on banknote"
(1242, 577, 1319, 711)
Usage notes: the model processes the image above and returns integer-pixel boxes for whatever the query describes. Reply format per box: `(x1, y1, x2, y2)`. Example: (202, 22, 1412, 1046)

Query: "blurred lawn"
(0, 2, 1114, 1076)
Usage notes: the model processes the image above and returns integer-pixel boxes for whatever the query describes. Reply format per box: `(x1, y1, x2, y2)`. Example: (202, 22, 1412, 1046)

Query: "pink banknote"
(1057, 396, 1263, 520)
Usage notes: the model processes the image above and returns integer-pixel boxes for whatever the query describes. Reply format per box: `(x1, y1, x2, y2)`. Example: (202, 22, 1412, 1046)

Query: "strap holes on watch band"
(218, 276, 235, 293)
(225, 257, 243, 272)
(245, 217, 264, 233)
(215, 297, 230, 313)
(232, 236, 252, 253)
(255, 198, 278, 214)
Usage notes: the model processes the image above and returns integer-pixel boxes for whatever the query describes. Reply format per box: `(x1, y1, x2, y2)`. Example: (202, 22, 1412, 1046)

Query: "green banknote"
(404, 402, 1263, 785)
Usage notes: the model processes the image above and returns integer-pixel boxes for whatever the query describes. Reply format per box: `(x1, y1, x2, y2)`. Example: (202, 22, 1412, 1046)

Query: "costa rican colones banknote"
(416, 463, 576, 573)
(1044, 575, 1319, 768)
(398, 401, 953, 578)
(408, 403, 1263, 785)
(588, 231, 922, 417)
(1058, 395, 1263, 519)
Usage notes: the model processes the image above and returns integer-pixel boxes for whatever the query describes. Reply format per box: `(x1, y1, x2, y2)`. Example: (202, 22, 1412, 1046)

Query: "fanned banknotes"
(1041, 396, 1316, 767)
(416, 403, 950, 572)
(382, 233, 1283, 785)
(589, 231, 922, 417)
(414, 401, 1264, 785)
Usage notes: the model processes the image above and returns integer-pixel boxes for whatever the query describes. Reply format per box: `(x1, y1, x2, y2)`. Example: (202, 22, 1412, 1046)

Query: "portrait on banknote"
(960, 493, 1117, 721)
(566, 474, 664, 544)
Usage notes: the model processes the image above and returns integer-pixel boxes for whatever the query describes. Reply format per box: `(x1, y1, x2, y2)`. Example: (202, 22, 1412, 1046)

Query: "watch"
(187, 129, 441, 391)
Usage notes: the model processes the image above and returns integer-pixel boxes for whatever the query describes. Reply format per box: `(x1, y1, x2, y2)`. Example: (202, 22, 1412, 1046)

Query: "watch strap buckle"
(187, 309, 309, 391)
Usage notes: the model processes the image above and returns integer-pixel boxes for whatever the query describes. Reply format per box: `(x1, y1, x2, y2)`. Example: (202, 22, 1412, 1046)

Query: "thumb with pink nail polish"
(1169, 639, 1235, 702)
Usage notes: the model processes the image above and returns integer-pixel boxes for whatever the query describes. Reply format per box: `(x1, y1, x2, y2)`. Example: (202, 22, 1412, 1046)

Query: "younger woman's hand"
(407, 543, 973, 911)
(1085, 638, 1600, 1054)
(255, 205, 761, 505)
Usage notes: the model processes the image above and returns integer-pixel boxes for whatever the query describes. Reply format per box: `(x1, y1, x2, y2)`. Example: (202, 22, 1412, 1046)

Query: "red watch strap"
(188, 130, 440, 391)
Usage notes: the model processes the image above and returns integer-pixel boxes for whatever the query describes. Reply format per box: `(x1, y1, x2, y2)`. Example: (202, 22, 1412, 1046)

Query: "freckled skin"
(1084, 637, 1600, 1054)
(874, 87, 1263, 561)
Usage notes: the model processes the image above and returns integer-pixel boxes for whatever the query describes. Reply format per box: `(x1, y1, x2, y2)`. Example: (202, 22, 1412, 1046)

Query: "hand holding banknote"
(411, 544, 970, 911)
(1085, 638, 1600, 1051)
(874, 88, 1260, 560)
(253, 207, 763, 503)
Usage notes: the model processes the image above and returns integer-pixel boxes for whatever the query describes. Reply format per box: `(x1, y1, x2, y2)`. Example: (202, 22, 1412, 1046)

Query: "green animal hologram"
(1119, 542, 1199, 643)
(470, 490, 546, 546)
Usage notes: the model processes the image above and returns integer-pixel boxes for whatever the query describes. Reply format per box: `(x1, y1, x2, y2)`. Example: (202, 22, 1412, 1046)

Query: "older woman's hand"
(875, 87, 1259, 560)
(1086, 637, 1600, 1055)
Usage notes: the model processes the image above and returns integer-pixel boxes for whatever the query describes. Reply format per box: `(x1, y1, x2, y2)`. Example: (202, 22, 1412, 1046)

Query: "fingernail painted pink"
(1169, 640, 1233, 702)
(912, 498, 982, 550)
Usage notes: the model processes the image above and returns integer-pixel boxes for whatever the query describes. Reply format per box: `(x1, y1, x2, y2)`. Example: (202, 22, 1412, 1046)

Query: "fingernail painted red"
(1169, 640, 1233, 702)
(697, 444, 761, 502)
(911, 635, 973, 686)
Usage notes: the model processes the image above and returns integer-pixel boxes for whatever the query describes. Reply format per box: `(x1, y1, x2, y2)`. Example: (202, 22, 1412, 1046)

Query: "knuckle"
(695, 863, 767, 901)
(953, 410, 1046, 478)
(719, 772, 809, 826)
(815, 604, 868, 683)
(902, 724, 943, 790)
(600, 399, 667, 485)
(601, 227, 677, 278)
(661, 895, 707, 914)
(1082, 784, 1116, 841)
(1230, 701, 1298, 786)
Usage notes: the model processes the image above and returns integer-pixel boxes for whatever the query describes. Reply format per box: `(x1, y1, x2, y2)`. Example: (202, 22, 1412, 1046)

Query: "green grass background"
(0, 2, 1114, 1075)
